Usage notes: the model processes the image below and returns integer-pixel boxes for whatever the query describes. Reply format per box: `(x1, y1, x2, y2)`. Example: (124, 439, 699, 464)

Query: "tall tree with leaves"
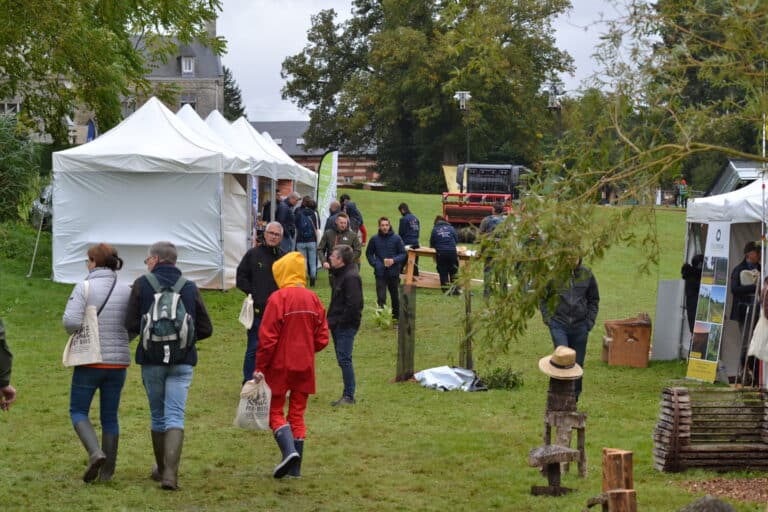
(0, 1, 225, 144)
(474, 0, 768, 356)
(222, 66, 246, 121)
(282, 0, 573, 191)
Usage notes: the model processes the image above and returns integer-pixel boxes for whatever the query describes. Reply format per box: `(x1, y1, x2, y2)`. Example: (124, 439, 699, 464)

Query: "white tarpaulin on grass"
(52, 97, 252, 289)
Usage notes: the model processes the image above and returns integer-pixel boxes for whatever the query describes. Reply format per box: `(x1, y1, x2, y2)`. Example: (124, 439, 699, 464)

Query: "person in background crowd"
(429, 215, 460, 295)
(730, 241, 761, 382)
(276, 191, 302, 252)
(318, 213, 362, 287)
(261, 193, 281, 223)
(397, 202, 420, 277)
(0, 319, 17, 412)
(340, 193, 366, 244)
(539, 257, 600, 401)
(236, 222, 285, 383)
(62, 243, 131, 482)
(295, 196, 320, 287)
(125, 241, 213, 491)
(479, 202, 506, 298)
(323, 200, 341, 233)
(253, 252, 329, 479)
(366, 217, 406, 322)
(681, 254, 704, 333)
(327, 245, 364, 407)
(679, 178, 689, 208)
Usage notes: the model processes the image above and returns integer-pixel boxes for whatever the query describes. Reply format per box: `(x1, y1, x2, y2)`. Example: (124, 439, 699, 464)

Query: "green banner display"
(316, 150, 338, 229)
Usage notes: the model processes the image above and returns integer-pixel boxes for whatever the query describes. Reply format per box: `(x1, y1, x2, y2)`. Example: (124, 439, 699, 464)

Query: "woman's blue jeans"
(332, 327, 357, 399)
(548, 321, 589, 399)
(141, 364, 193, 431)
(69, 366, 127, 435)
(296, 241, 318, 280)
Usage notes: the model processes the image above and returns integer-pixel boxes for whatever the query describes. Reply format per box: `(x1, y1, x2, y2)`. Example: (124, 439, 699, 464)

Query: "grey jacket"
(63, 268, 131, 366)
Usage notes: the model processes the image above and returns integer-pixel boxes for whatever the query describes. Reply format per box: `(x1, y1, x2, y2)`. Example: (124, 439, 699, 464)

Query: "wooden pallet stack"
(653, 386, 768, 472)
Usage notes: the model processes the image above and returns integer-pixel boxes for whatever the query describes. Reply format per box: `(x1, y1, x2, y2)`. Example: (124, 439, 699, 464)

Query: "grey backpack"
(140, 274, 195, 365)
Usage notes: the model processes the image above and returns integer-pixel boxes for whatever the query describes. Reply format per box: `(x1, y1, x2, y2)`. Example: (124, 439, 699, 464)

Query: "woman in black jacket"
(681, 254, 704, 333)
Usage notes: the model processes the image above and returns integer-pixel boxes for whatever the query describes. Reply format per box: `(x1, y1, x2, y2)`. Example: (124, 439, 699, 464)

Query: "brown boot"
(161, 428, 184, 490)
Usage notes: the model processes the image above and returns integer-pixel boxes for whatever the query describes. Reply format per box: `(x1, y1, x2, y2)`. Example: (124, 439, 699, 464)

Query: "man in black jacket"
(236, 222, 286, 383)
(327, 245, 364, 406)
(539, 258, 600, 401)
(125, 241, 213, 491)
(366, 217, 406, 321)
(730, 241, 761, 381)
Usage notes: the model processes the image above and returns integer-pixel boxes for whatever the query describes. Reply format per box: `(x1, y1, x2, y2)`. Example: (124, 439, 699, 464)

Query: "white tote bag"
(749, 306, 768, 362)
(62, 281, 103, 367)
(233, 378, 271, 431)
(239, 294, 254, 329)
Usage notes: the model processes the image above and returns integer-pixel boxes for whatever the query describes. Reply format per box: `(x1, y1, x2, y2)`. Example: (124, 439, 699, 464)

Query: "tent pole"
(270, 179, 277, 225)
(26, 212, 46, 278)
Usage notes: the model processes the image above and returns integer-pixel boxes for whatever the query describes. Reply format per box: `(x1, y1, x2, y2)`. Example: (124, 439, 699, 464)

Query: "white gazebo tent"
(52, 97, 253, 289)
(683, 179, 768, 377)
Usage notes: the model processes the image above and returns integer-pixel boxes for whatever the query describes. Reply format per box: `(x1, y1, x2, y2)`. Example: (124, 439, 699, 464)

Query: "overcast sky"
(218, 0, 617, 121)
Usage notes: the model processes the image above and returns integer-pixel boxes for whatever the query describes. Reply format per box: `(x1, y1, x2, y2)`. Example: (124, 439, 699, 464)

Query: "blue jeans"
(141, 364, 194, 431)
(295, 241, 318, 281)
(548, 321, 590, 399)
(244, 316, 262, 383)
(332, 327, 357, 399)
(69, 366, 127, 434)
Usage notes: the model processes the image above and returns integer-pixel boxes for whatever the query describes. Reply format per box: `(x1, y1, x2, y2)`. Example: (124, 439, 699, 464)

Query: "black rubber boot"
(289, 439, 304, 478)
(98, 433, 119, 481)
(161, 428, 184, 490)
(73, 420, 106, 483)
(150, 430, 164, 482)
(272, 425, 299, 479)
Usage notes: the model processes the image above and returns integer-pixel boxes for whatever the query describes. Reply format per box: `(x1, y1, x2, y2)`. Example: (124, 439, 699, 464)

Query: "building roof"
(707, 158, 765, 196)
(132, 37, 223, 79)
(250, 121, 376, 157)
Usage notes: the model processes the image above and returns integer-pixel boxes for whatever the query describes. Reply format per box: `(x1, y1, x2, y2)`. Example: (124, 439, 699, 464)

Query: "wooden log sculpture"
(544, 378, 587, 477)
(584, 448, 636, 512)
(528, 444, 580, 496)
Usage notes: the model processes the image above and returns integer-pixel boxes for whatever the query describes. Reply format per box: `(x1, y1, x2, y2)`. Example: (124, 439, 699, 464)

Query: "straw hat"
(538, 346, 583, 380)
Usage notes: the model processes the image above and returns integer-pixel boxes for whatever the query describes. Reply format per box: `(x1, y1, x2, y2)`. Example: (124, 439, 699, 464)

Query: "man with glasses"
(236, 221, 286, 384)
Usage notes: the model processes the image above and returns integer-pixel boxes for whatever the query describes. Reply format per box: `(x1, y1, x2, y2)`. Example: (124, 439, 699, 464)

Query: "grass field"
(0, 191, 764, 511)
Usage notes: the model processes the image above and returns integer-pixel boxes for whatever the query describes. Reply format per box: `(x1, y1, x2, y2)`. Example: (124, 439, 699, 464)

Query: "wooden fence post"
(602, 448, 636, 512)
(396, 284, 415, 381)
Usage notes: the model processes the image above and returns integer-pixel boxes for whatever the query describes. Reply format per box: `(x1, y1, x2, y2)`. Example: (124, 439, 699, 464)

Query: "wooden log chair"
(653, 386, 768, 472)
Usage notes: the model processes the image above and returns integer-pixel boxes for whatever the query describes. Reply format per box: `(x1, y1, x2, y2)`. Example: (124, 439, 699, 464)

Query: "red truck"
(442, 163, 529, 227)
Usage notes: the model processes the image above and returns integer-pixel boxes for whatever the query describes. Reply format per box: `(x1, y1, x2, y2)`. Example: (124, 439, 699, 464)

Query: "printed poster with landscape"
(687, 221, 730, 382)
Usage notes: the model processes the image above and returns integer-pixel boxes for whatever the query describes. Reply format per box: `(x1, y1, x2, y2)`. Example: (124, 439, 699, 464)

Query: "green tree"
(282, 0, 573, 191)
(222, 66, 245, 121)
(0, 116, 40, 222)
(0, 1, 225, 144)
(476, 0, 768, 354)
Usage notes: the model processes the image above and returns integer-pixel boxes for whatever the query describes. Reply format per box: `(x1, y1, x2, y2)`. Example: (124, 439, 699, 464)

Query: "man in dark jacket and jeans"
(366, 217, 406, 321)
(236, 221, 286, 383)
(539, 258, 599, 401)
(327, 245, 364, 406)
(398, 202, 420, 277)
(429, 216, 460, 294)
(125, 241, 213, 491)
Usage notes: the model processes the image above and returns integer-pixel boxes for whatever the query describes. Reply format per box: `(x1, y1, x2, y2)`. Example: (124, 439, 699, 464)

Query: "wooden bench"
(653, 386, 768, 472)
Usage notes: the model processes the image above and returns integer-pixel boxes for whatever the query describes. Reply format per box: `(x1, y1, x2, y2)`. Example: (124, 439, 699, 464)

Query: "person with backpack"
(295, 196, 320, 287)
(252, 252, 329, 478)
(125, 241, 213, 491)
(429, 216, 460, 295)
(62, 243, 131, 483)
(366, 217, 407, 322)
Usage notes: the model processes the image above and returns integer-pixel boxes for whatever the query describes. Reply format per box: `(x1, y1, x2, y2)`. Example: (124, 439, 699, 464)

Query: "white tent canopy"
(53, 97, 253, 289)
(684, 178, 768, 377)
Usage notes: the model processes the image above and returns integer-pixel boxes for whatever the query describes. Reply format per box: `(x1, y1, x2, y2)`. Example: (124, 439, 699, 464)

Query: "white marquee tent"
(52, 97, 254, 289)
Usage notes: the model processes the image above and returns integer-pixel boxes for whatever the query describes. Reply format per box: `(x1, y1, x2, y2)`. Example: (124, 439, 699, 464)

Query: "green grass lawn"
(0, 194, 763, 511)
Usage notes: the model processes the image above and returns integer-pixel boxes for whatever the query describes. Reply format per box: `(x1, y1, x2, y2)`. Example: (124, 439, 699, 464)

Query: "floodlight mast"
(454, 91, 471, 163)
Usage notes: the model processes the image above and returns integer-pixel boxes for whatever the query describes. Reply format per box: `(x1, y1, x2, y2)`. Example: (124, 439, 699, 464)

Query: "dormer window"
(181, 57, 195, 76)
(274, 138, 283, 145)
(296, 137, 305, 146)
